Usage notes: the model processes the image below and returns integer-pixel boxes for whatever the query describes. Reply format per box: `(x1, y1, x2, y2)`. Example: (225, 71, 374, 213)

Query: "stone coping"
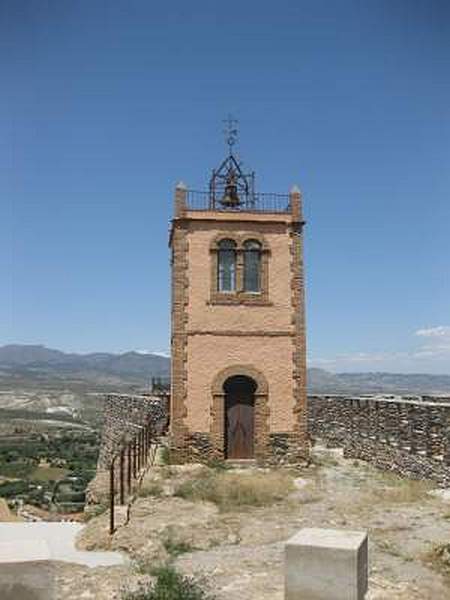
(287, 528, 367, 550)
(309, 395, 450, 409)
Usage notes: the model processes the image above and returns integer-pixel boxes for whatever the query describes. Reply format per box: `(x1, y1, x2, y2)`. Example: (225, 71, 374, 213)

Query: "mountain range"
(0, 344, 169, 387)
(1, 345, 450, 394)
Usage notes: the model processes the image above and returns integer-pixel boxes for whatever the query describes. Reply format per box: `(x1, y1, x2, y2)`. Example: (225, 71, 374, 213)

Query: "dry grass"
(376, 538, 410, 560)
(138, 482, 164, 498)
(288, 488, 323, 505)
(162, 526, 196, 557)
(360, 471, 431, 505)
(174, 470, 293, 510)
(424, 543, 450, 576)
(82, 503, 107, 522)
(311, 453, 340, 468)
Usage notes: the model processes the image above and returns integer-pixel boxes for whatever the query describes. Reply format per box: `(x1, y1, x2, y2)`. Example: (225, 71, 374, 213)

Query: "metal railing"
(108, 420, 162, 534)
(150, 376, 170, 394)
(185, 190, 291, 214)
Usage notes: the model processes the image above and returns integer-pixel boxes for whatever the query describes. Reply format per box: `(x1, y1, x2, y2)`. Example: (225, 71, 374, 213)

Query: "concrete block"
(285, 528, 368, 600)
(0, 541, 54, 599)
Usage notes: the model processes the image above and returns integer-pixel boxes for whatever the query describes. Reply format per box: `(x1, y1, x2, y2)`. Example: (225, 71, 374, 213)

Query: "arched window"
(243, 240, 262, 293)
(217, 239, 236, 292)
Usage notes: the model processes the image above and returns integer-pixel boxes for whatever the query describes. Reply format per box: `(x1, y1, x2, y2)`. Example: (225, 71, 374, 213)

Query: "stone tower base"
(170, 430, 309, 467)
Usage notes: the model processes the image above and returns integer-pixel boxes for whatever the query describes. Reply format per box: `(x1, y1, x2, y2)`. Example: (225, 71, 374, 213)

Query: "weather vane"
(223, 114, 238, 153)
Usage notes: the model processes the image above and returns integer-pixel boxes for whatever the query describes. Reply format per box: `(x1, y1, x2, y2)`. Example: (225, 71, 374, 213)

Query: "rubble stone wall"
(308, 395, 450, 487)
(97, 393, 169, 468)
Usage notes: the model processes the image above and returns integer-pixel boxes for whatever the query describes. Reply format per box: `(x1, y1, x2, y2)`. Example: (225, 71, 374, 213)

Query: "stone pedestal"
(285, 528, 368, 600)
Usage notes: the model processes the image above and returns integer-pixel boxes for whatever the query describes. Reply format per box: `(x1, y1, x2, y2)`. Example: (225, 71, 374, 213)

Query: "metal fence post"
(137, 434, 141, 472)
(109, 457, 115, 535)
(119, 449, 125, 505)
(127, 442, 132, 495)
(147, 424, 153, 463)
(144, 426, 148, 466)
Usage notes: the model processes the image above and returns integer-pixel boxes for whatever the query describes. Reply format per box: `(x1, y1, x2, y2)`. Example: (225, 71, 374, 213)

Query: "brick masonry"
(308, 395, 450, 487)
(169, 185, 309, 464)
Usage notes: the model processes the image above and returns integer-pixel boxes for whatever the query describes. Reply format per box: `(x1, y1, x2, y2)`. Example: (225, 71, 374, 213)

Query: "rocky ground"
(54, 446, 450, 599)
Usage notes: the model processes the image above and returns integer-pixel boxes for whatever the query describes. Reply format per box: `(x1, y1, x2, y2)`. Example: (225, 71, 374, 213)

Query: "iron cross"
(223, 115, 238, 151)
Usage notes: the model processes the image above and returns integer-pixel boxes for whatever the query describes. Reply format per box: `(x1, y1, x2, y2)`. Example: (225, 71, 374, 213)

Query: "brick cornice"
(186, 329, 294, 337)
(183, 211, 293, 224)
(207, 296, 272, 306)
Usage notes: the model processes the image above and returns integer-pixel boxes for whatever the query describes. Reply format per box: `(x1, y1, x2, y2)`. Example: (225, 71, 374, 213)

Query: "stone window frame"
(210, 365, 270, 461)
(209, 233, 271, 305)
(216, 238, 238, 293)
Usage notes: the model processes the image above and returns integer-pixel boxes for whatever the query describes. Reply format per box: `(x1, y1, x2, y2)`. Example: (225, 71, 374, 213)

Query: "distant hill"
(1, 345, 449, 394)
(0, 344, 170, 386)
(307, 368, 450, 395)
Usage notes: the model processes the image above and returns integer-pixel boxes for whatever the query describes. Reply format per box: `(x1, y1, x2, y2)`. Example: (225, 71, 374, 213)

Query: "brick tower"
(169, 134, 308, 464)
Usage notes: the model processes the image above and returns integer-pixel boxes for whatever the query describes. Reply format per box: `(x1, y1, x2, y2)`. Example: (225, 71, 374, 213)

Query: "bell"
(221, 175, 241, 208)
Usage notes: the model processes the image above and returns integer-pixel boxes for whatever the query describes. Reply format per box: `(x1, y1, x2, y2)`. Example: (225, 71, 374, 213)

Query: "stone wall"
(97, 393, 169, 468)
(308, 395, 450, 487)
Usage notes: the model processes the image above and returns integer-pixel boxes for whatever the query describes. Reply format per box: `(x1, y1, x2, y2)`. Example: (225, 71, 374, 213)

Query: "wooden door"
(225, 389, 254, 459)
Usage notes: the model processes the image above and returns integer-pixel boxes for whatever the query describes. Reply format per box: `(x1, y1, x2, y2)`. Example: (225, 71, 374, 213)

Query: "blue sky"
(2, 1, 449, 373)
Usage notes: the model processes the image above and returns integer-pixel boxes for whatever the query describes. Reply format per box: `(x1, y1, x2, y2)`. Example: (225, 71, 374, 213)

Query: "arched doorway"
(224, 375, 257, 459)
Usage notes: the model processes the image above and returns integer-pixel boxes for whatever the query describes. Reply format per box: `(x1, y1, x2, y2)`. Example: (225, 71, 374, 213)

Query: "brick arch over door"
(210, 365, 270, 461)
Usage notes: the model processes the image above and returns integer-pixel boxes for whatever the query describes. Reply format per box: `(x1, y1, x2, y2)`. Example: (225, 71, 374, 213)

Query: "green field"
(0, 462, 34, 479)
(0, 427, 99, 511)
(31, 466, 69, 482)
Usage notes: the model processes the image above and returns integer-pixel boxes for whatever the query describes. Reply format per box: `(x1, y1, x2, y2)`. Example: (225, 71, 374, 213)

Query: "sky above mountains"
(2, 1, 449, 373)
